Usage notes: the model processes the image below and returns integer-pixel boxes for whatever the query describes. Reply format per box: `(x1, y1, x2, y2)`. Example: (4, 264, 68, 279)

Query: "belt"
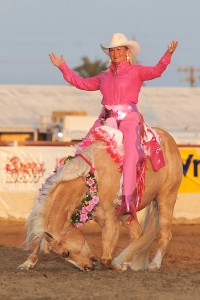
(101, 103, 138, 123)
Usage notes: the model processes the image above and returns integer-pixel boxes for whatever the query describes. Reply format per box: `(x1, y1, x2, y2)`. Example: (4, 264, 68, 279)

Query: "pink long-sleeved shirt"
(58, 50, 172, 106)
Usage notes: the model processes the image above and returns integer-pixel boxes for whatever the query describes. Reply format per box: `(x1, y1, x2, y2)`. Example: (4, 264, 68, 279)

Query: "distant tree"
(73, 57, 108, 77)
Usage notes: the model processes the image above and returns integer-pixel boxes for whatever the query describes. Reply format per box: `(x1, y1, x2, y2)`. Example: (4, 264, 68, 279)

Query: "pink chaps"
(85, 108, 144, 199)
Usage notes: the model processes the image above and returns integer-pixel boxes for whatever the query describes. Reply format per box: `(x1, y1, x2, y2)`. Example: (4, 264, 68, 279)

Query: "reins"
(74, 153, 95, 173)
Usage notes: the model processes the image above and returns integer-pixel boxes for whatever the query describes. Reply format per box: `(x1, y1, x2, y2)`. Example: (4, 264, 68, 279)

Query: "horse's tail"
(112, 199, 159, 271)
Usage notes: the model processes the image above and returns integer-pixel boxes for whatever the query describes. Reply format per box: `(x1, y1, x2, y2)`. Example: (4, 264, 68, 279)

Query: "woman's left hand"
(168, 40, 178, 54)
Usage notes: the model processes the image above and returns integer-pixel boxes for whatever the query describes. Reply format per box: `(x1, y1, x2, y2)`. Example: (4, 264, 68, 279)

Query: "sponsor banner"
(1, 146, 200, 194)
(0, 146, 76, 192)
(179, 147, 200, 193)
(0, 145, 200, 220)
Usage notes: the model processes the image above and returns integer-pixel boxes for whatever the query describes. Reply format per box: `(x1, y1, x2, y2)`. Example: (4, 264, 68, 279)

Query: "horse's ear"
(44, 232, 54, 242)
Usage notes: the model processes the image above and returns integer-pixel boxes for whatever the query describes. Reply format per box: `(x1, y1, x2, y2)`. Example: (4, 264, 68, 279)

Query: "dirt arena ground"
(0, 219, 200, 300)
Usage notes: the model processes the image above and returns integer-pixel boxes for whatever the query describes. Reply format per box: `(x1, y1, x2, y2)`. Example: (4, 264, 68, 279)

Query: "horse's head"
(42, 230, 95, 271)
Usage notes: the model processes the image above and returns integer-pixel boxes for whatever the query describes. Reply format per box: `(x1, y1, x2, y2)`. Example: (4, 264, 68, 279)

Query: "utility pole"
(178, 66, 200, 87)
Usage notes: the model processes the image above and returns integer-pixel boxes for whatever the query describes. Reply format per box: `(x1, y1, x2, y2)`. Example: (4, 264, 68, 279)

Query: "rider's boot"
(116, 190, 137, 221)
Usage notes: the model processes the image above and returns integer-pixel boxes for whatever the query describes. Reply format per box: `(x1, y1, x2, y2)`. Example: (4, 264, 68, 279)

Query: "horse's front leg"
(95, 207, 120, 267)
(111, 215, 143, 271)
(17, 243, 40, 271)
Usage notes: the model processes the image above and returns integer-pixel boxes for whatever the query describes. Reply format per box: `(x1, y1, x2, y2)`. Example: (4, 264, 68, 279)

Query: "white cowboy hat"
(100, 33, 140, 57)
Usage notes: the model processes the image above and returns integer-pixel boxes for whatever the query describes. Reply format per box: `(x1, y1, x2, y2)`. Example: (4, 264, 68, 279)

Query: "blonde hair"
(129, 52, 136, 65)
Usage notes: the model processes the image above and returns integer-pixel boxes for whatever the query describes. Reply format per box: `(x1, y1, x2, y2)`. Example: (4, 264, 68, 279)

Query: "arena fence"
(0, 145, 199, 221)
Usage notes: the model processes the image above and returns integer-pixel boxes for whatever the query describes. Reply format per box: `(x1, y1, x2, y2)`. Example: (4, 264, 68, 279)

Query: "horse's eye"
(62, 251, 70, 258)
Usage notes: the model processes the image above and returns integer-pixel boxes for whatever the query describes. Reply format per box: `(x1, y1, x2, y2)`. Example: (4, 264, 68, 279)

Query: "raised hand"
(48, 53, 65, 67)
(168, 40, 178, 54)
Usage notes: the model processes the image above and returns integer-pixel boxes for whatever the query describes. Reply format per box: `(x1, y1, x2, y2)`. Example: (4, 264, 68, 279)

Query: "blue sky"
(0, 0, 199, 86)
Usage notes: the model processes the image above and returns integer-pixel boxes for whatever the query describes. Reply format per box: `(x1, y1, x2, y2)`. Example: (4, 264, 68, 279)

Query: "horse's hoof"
(111, 261, 130, 271)
(148, 262, 160, 272)
(111, 263, 123, 271)
(17, 263, 30, 271)
(121, 262, 129, 271)
(84, 265, 94, 272)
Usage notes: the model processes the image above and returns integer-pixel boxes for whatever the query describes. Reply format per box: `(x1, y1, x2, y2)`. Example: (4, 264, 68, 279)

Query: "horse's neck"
(44, 175, 87, 234)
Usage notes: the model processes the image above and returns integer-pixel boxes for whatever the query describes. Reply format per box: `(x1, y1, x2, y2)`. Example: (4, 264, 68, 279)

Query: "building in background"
(0, 85, 200, 145)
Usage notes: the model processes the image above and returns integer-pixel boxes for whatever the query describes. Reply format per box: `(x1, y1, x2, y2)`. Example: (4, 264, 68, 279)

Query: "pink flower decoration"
(91, 196, 99, 205)
(90, 186, 97, 193)
(85, 203, 95, 213)
(87, 178, 94, 186)
(80, 213, 88, 222)
(81, 206, 87, 214)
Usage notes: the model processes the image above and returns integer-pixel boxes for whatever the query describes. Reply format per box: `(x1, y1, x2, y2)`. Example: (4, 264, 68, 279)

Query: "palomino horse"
(18, 126, 183, 272)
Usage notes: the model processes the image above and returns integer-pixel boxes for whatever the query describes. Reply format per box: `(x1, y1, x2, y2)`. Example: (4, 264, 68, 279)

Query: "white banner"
(0, 146, 76, 191)
(0, 146, 76, 218)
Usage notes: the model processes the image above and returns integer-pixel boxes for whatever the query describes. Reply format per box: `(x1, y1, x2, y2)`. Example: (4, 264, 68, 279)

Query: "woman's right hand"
(48, 53, 65, 67)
